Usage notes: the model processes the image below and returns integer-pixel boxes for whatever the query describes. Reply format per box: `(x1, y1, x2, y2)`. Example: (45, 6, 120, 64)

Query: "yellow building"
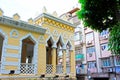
(0, 8, 76, 79)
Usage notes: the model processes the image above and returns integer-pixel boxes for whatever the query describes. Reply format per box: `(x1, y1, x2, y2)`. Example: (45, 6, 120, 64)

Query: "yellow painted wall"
(0, 13, 75, 78)
(0, 24, 40, 71)
(38, 44, 46, 74)
(5, 57, 19, 62)
(5, 66, 18, 70)
(37, 17, 76, 76)
(6, 49, 18, 54)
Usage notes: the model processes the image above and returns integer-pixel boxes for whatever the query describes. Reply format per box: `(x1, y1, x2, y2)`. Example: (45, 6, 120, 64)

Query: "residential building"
(65, 7, 120, 80)
(0, 8, 76, 79)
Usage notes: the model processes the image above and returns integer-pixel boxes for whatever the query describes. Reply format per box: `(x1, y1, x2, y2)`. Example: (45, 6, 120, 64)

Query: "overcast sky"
(0, 0, 79, 21)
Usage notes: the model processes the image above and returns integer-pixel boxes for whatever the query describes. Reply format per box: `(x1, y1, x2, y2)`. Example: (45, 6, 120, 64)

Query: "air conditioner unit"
(89, 53, 92, 57)
(87, 41, 92, 45)
(103, 35, 108, 39)
(107, 68, 113, 72)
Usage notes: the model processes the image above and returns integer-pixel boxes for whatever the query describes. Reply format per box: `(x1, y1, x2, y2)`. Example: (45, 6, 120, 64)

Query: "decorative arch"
(56, 35, 65, 47)
(66, 40, 73, 73)
(53, 30, 59, 37)
(45, 28, 50, 35)
(20, 33, 37, 44)
(19, 33, 38, 74)
(66, 40, 73, 50)
(0, 29, 8, 73)
(46, 35, 56, 47)
(56, 35, 65, 66)
(10, 29, 19, 38)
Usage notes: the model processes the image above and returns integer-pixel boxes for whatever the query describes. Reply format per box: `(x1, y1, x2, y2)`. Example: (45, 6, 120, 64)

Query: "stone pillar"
(52, 43, 57, 74)
(70, 50, 76, 76)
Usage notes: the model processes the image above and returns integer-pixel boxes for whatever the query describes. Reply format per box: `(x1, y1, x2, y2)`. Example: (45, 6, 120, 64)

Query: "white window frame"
(87, 46, 95, 53)
(101, 43, 108, 51)
(102, 58, 111, 67)
(115, 56, 120, 66)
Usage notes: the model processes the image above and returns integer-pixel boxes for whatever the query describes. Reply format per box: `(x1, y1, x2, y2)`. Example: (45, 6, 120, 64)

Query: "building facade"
(0, 8, 76, 79)
(65, 8, 120, 80)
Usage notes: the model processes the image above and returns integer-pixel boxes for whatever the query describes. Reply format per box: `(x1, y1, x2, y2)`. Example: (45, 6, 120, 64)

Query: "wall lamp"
(9, 70, 15, 74)
(65, 75, 69, 78)
(40, 74, 45, 78)
(54, 75, 59, 78)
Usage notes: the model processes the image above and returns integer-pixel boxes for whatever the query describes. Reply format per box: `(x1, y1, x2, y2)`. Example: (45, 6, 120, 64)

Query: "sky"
(0, 0, 79, 21)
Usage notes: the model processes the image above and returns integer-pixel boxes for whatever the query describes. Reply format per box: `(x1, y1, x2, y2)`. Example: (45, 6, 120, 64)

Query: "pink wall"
(99, 36, 109, 44)
(101, 50, 111, 58)
(99, 36, 111, 58)
(87, 52, 96, 61)
(90, 68, 97, 73)
(86, 40, 95, 47)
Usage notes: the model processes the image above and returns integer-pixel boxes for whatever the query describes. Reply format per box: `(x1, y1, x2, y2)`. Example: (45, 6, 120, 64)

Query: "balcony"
(75, 40, 84, 46)
(76, 68, 87, 75)
(75, 54, 84, 61)
(101, 66, 115, 73)
(99, 35, 109, 44)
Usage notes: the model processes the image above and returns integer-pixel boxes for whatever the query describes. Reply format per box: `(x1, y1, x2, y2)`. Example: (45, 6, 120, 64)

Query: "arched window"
(20, 36, 35, 74)
(0, 34, 4, 62)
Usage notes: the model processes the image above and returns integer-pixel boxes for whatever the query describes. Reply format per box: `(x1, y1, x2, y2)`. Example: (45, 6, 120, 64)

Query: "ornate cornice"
(0, 16, 46, 34)
(34, 13, 75, 32)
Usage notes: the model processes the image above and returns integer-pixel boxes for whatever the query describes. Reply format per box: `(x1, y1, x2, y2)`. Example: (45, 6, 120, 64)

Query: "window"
(101, 43, 108, 51)
(86, 46, 95, 53)
(74, 25, 82, 41)
(100, 30, 109, 37)
(88, 61, 96, 68)
(74, 32, 81, 41)
(86, 32, 93, 43)
(102, 58, 111, 67)
(75, 25, 81, 32)
(66, 45, 70, 65)
(115, 56, 120, 66)
(75, 47, 82, 54)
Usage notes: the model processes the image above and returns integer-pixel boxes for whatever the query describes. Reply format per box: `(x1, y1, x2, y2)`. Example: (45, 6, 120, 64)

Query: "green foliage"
(77, 0, 120, 55)
(108, 22, 120, 55)
(76, 0, 119, 32)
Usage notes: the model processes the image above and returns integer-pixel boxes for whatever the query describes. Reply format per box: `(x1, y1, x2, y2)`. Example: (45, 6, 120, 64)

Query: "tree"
(108, 22, 120, 55)
(76, 0, 120, 55)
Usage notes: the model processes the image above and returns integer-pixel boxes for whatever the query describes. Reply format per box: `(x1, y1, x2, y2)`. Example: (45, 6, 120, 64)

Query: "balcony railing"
(101, 66, 115, 73)
(66, 65, 71, 74)
(56, 65, 63, 74)
(46, 64, 53, 74)
(20, 63, 35, 74)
